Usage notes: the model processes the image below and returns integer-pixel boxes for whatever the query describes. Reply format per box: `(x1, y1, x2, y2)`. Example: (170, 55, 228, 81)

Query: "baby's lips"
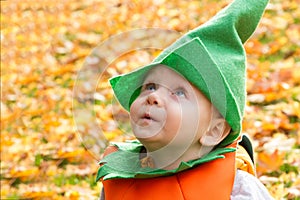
(143, 113, 154, 120)
(140, 106, 166, 122)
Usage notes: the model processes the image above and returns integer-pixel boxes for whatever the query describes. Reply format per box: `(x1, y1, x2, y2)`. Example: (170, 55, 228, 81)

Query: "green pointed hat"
(109, 0, 268, 147)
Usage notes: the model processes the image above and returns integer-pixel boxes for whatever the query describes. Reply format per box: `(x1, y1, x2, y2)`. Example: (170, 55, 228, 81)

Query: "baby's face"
(130, 65, 213, 151)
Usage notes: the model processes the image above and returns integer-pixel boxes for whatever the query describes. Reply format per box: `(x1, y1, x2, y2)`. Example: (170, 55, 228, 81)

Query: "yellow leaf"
(10, 167, 39, 181)
(103, 129, 123, 140)
(69, 191, 80, 200)
(262, 122, 277, 131)
(56, 148, 85, 159)
(23, 191, 54, 199)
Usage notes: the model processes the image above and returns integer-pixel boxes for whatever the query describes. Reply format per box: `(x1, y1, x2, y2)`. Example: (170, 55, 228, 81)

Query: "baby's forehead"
(143, 65, 187, 83)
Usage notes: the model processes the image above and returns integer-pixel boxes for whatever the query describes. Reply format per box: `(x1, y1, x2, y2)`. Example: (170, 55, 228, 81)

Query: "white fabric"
(231, 170, 274, 200)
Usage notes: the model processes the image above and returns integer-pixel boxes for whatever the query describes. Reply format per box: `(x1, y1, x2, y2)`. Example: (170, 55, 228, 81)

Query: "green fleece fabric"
(109, 0, 268, 147)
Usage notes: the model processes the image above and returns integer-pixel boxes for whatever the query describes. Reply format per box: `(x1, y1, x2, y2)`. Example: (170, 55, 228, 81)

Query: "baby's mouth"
(142, 113, 153, 120)
(140, 113, 158, 124)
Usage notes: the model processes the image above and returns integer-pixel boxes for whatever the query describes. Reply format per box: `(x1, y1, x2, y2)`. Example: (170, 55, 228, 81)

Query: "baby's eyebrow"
(141, 80, 155, 86)
(174, 86, 187, 91)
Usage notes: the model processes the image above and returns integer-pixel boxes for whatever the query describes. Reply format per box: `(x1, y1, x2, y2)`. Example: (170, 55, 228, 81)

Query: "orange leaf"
(256, 150, 285, 175)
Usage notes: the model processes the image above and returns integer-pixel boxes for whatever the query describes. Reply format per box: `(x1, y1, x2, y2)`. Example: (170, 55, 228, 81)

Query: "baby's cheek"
(180, 105, 201, 131)
(130, 96, 142, 112)
(164, 106, 182, 133)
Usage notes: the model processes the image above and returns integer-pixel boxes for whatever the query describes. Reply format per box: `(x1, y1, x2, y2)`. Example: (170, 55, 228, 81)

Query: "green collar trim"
(96, 140, 236, 181)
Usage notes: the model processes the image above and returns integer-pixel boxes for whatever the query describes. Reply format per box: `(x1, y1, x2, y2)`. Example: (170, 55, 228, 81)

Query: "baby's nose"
(147, 92, 163, 107)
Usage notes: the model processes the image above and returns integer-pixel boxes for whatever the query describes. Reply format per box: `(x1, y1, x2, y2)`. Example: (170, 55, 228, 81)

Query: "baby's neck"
(146, 144, 214, 170)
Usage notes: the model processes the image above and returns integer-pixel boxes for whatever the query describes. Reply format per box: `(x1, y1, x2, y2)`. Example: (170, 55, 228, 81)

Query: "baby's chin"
(133, 130, 159, 140)
(134, 134, 170, 151)
(135, 133, 164, 144)
(131, 123, 165, 140)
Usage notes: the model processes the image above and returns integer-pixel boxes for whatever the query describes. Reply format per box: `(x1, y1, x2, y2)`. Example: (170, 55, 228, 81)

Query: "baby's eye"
(173, 89, 186, 97)
(143, 83, 157, 91)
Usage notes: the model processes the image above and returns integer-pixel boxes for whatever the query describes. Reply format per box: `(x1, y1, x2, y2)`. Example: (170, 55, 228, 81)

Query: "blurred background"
(1, 0, 300, 199)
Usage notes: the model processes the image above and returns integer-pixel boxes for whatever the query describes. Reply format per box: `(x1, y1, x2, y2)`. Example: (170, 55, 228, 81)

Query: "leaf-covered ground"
(1, 0, 299, 199)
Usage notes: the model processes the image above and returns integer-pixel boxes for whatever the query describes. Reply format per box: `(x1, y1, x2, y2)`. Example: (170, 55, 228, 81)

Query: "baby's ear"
(200, 118, 231, 146)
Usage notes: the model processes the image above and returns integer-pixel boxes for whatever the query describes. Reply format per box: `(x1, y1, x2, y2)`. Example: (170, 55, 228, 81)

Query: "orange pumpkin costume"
(97, 136, 258, 200)
(96, 139, 257, 200)
(101, 145, 236, 200)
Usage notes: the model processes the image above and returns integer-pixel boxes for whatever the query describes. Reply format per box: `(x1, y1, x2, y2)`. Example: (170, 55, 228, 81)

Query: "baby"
(97, 0, 274, 199)
(129, 65, 231, 170)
